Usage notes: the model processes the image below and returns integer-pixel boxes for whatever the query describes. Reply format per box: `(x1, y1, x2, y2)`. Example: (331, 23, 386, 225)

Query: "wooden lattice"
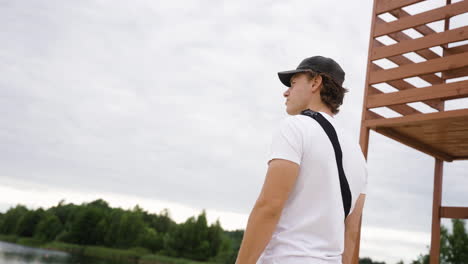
(356, 1, 468, 264)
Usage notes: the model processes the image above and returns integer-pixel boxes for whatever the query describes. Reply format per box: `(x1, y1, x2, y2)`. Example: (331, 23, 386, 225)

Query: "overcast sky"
(1, 0, 467, 263)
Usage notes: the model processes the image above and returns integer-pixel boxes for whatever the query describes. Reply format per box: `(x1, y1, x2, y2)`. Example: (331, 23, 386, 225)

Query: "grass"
(0, 234, 18, 243)
(141, 254, 217, 264)
(0, 237, 216, 264)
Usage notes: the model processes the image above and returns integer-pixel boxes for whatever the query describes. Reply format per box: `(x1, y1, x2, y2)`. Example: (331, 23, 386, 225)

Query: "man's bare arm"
(235, 159, 300, 264)
(342, 193, 366, 264)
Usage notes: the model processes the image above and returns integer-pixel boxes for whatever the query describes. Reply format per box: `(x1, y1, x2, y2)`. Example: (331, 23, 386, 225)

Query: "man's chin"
(286, 107, 299, 116)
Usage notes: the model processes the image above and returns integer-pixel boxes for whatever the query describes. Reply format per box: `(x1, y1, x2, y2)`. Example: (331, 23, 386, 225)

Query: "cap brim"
(277, 69, 309, 87)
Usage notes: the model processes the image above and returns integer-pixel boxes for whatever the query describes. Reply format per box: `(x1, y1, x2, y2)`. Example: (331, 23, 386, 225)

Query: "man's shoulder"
(280, 114, 314, 125)
(275, 115, 323, 140)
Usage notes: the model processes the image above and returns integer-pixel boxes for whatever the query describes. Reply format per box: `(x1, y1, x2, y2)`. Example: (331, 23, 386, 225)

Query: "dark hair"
(303, 71, 349, 114)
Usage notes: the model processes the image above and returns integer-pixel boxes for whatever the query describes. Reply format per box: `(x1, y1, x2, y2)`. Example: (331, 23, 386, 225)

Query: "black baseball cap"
(278, 56, 345, 87)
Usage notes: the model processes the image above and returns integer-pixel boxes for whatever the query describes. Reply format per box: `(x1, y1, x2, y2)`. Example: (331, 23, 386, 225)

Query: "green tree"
(144, 208, 176, 234)
(104, 209, 124, 247)
(68, 206, 105, 245)
(137, 226, 164, 253)
(0, 200, 242, 264)
(222, 229, 244, 264)
(0, 205, 28, 235)
(213, 234, 234, 264)
(15, 209, 44, 237)
(441, 219, 468, 264)
(359, 257, 386, 264)
(163, 210, 212, 261)
(412, 219, 468, 264)
(49, 200, 77, 225)
(115, 206, 146, 248)
(411, 252, 429, 264)
(34, 213, 63, 241)
(207, 219, 224, 258)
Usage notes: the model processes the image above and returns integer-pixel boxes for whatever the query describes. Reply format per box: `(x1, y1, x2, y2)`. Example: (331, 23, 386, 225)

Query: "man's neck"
(304, 105, 334, 118)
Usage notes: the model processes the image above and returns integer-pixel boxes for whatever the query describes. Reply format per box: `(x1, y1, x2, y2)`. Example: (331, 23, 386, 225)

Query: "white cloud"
(1, 1, 467, 264)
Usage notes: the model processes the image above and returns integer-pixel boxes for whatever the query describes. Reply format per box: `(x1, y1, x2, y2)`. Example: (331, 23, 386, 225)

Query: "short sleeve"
(267, 117, 303, 166)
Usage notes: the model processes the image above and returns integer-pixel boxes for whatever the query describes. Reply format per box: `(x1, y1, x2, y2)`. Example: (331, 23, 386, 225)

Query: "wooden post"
(429, 158, 444, 264)
(355, 0, 378, 262)
(430, 2, 450, 263)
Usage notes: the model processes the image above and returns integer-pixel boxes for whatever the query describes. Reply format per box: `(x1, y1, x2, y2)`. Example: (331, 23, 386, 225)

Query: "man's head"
(278, 56, 349, 115)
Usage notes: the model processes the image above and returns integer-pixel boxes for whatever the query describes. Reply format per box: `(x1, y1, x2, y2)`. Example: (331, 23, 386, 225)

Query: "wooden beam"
(364, 108, 468, 128)
(440, 206, 468, 219)
(367, 80, 468, 108)
(442, 65, 468, 80)
(370, 62, 443, 110)
(385, 52, 444, 86)
(365, 109, 384, 120)
(430, 158, 444, 264)
(444, 44, 468, 56)
(387, 32, 442, 60)
(375, 17, 442, 62)
(442, 45, 468, 80)
(360, 0, 379, 164)
(374, 1, 468, 37)
(372, 19, 444, 88)
(389, 8, 437, 37)
(375, 0, 425, 15)
(372, 26, 468, 60)
(374, 128, 453, 161)
(384, 52, 444, 85)
(369, 52, 468, 84)
(452, 156, 468, 161)
(356, 1, 380, 262)
(368, 86, 421, 115)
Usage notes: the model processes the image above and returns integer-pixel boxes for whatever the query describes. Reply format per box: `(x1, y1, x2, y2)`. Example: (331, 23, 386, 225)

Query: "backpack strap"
(300, 109, 352, 220)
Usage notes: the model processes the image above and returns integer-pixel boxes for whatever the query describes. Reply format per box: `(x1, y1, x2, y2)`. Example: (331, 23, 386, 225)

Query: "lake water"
(0, 241, 113, 264)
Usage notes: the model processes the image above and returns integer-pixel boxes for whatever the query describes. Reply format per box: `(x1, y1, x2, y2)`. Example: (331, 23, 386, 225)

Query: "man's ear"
(311, 75, 323, 93)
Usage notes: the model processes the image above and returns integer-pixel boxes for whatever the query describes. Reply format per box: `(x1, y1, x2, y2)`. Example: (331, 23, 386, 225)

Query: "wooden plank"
(385, 52, 444, 85)
(374, 1, 468, 37)
(442, 46, 468, 79)
(370, 62, 443, 110)
(374, 18, 443, 85)
(369, 52, 468, 84)
(444, 44, 468, 56)
(367, 80, 468, 108)
(385, 29, 442, 61)
(430, 158, 444, 264)
(452, 156, 468, 160)
(364, 108, 468, 128)
(368, 86, 421, 115)
(372, 26, 468, 60)
(356, 1, 380, 262)
(442, 65, 468, 80)
(374, 128, 453, 161)
(373, 37, 444, 86)
(359, 0, 380, 164)
(375, 0, 425, 15)
(440, 206, 468, 219)
(365, 110, 384, 120)
(389, 8, 437, 37)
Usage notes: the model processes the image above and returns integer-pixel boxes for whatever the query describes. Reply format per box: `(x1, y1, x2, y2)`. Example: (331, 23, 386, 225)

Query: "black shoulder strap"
(300, 109, 352, 220)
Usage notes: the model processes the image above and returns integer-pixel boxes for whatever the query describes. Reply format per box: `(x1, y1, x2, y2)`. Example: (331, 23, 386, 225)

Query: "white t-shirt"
(257, 111, 368, 264)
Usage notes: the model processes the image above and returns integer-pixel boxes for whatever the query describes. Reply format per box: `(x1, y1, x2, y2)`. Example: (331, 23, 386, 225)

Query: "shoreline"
(0, 235, 215, 264)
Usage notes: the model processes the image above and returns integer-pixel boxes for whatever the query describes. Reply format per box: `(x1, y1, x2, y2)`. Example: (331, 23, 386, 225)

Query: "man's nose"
(283, 89, 289, 98)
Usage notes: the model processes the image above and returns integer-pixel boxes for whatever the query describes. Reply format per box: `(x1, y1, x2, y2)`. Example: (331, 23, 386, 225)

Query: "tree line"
(0, 199, 466, 264)
(0, 199, 242, 263)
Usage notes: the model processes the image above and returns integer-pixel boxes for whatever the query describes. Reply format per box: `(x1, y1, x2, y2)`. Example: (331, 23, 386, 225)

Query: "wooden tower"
(357, 0, 468, 263)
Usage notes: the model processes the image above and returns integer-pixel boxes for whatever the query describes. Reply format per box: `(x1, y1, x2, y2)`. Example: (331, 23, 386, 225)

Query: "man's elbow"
(253, 199, 283, 219)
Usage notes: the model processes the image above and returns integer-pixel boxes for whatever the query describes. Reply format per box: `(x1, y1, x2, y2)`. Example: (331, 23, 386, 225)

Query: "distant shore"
(0, 235, 215, 264)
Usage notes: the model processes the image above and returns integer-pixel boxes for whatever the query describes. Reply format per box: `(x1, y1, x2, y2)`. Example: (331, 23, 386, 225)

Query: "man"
(235, 56, 368, 264)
